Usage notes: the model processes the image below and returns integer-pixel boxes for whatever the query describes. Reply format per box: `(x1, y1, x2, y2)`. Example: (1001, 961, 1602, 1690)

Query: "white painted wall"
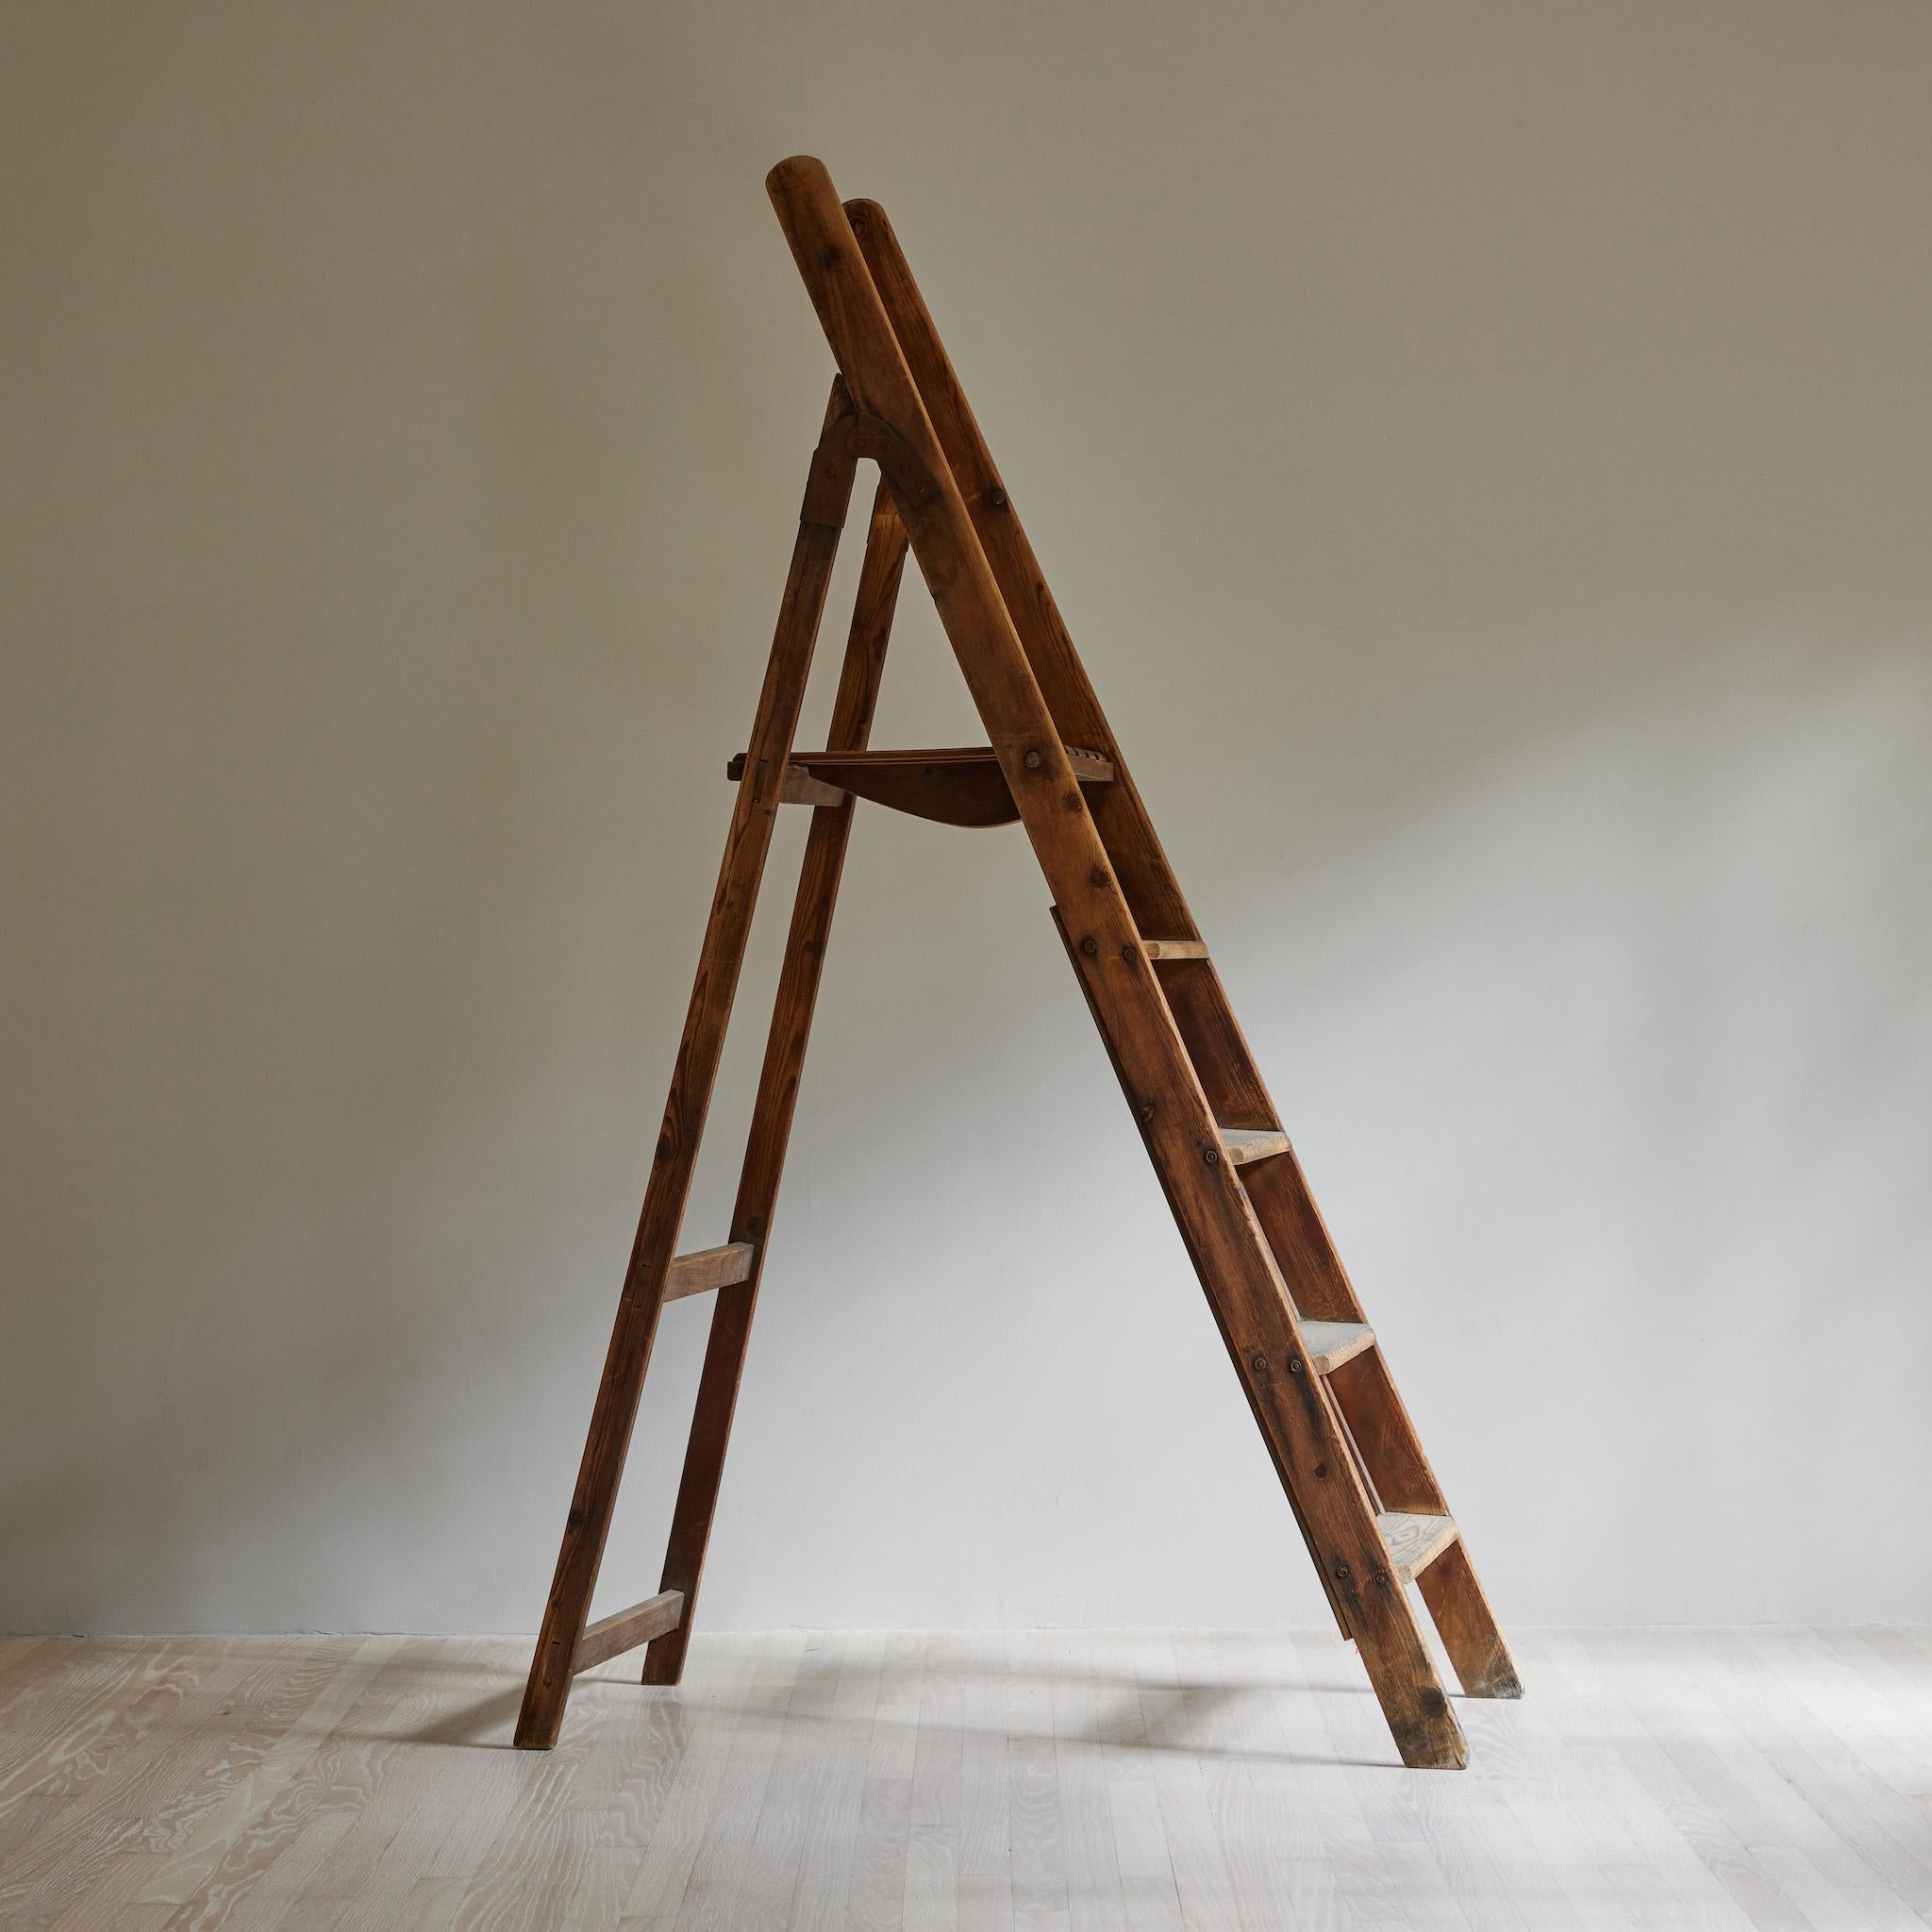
(4, 2, 1928, 1636)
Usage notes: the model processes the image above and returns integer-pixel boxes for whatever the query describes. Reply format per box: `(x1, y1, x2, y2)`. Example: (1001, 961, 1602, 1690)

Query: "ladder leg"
(1048, 912, 1466, 1770)
(642, 483, 909, 1688)
(513, 390, 858, 1750)
(1326, 1347, 1524, 1699)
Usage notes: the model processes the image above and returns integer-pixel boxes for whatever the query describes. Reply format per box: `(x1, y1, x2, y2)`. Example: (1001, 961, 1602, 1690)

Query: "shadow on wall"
(1, 0, 1928, 1634)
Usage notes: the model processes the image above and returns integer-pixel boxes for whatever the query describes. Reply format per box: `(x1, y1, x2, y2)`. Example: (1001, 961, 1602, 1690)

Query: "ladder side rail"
(841, 200, 1513, 1690)
(642, 481, 910, 1689)
(1159, 955, 1522, 1698)
(514, 384, 860, 1750)
(1046, 908, 1353, 1646)
(844, 196, 1194, 941)
(766, 157, 1466, 1771)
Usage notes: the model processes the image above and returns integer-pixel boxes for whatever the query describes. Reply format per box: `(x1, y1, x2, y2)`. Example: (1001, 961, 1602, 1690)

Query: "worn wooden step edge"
(574, 1590, 685, 1674)
(1217, 1125, 1291, 1167)
(1376, 1511, 1459, 1585)
(665, 1242, 756, 1302)
(1141, 938, 1208, 960)
(1298, 1318, 1375, 1374)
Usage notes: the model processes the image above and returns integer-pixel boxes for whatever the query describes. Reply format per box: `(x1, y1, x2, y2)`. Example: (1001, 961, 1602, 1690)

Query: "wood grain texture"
(843, 193, 1198, 942)
(731, 742, 1113, 828)
(1375, 1511, 1459, 1585)
(663, 1244, 755, 1303)
(2, 1630, 1922, 1928)
(641, 479, 911, 1692)
(513, 383, 858, 1751)
(1299, 1319, 1375, 1374)
(770, 153, 1468, 1770)
(575, 1592, 683, 1674)
(1217, 1126, 1291, 1167)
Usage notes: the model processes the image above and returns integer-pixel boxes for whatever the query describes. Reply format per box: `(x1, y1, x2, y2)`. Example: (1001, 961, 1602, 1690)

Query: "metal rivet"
(1121, 942, 1138, 962)
(989, 486, 1008, 508)
(1288, 1357, 1305, 1375)
(1250, 1352, 1268, 1374)
(1079, 936, 1098, 957)
(1203, 1147, 1220, 1166)
(1334, 1561, 1351, 1580)
(1023, 748, 1043, 771)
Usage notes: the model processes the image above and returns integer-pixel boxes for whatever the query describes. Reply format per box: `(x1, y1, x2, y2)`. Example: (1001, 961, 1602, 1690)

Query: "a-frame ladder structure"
(517, 156, 1521, 1769)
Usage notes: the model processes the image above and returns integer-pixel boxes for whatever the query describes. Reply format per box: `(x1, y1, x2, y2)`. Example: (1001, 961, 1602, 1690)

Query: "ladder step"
(1299, 1319, 1375, 1373)
(1376, 1511, 1459, 1584)
(727, 744, 1113, 829)
(574, 1589, 685, 1674)
(1141, 938, 1208, 960)
(665, 1242, 756, 1302)
(1218, 1125, 1291, 1167)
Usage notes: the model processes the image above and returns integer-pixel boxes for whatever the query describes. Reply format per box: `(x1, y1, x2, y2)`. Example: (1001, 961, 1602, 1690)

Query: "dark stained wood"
(1152, 957, 1276, 1131)
(769, 155, 1467, 1767)
(1328, 1336, 1522, 1698)
(663, 1243, 756, 1303)
(727, 743, 1113, 828)
(512, 384, 858, 1752)
(518, 159, 1517, 1769)
(1046, 905, 1354, 1646)
(842, 197, 1516, 1739)
(1418, 1537, 1524, 1698)
(574, 1590, 684, 1673)
(843, 194, 1198, 942)
(641, 478, 910, 1690)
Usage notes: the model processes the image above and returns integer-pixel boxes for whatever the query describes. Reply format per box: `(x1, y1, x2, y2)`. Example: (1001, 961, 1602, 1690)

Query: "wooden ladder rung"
(1218, 1125, 1290, 1167)
(574, 1590, 685, 1674)
(1376, 1511, 1458, 1585)
(665, 1242, 756, 1302)
(1141, 938, 1208, 960)
(1299, 1319, 1375, 1373)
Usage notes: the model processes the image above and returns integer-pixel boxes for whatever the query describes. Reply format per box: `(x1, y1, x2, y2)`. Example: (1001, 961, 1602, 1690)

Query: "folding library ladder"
(516, 157, 1521, 1768)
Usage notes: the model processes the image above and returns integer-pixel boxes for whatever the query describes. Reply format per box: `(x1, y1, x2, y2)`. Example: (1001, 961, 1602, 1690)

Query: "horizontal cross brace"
(665, 1243, 756, 1302)
(574, 1590, 685, 1674)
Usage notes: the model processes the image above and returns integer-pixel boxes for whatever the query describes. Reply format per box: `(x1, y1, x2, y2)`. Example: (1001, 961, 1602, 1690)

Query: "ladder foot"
(1388, 1689, 1470, 1770)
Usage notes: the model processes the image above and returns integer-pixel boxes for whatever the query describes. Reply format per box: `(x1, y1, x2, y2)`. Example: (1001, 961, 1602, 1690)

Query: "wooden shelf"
(726, 744, 1113, 828)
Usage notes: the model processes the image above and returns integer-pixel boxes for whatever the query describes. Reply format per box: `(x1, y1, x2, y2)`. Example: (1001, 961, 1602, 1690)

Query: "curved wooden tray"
(726, 743, 1113, 827)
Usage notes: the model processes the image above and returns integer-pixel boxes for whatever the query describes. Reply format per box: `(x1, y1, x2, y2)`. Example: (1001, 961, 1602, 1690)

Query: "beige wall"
(4, 2, 1928, 1635)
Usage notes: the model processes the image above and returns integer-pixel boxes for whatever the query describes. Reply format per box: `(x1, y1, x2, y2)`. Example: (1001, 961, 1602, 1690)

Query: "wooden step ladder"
(515, 156, 1522, 1769)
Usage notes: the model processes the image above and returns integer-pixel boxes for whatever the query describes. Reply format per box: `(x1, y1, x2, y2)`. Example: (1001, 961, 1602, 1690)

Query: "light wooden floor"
(1, 1628, 1927, 1930)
